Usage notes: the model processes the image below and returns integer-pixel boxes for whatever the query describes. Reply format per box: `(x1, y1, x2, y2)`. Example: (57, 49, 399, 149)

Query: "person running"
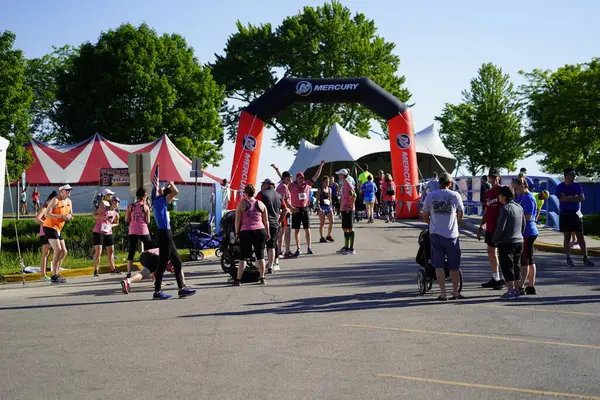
(381, 173, 396, 223)
(256, 178, 287, 274)
(43, 184, 74, 284)
(153, 181, 196, 299)
(31, 187, 40, 214)
(357, 164, 373, 188)
(92, 196, 121, 276)
(422, 173, 464, 301)
(557, 167, 595, 267)
(234, 184, 270, 285)
(361, 175, 377, 223)
(336, 168, 357, 255)
(121, 248, 186, 294)
(272, 165, 294, 260)
(533, 190, 549, 224)
(20, 187, 28, 215)
(125, 187, 154, 278)
(514, 177, 539, 295)
(316, 175, 335, 242)
(288, 160, 326, 257)
(477, 168, 506, 290)
(35, 191, 57, 281)
(492, 186, 525, 300)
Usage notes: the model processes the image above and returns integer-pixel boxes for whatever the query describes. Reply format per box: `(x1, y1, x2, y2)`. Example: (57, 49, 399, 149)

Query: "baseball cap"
(59, 184, 73, 191)
(335, 168, 349, 176)
(488, 168, 501, 177)
(112, 196, 120, 202)
(296, 172, 305, 178)
(101, 188, 115, 196)
(262, 178, 273, 185)
(281, 171, 291, 178)
(438, 172, 453, 186)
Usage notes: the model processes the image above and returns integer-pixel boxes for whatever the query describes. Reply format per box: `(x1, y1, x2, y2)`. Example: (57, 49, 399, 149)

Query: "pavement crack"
(260, 285, 280, 303)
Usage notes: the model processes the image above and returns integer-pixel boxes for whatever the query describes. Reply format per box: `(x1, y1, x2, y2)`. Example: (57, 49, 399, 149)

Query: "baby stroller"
(354, 194, 366, 222)
(218, 211, 259, 282)
(416, 228, 463, 295)
(185, 223, 223, 261)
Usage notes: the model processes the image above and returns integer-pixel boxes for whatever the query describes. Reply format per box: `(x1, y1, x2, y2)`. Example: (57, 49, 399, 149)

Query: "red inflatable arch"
(227, 77, 419, 218)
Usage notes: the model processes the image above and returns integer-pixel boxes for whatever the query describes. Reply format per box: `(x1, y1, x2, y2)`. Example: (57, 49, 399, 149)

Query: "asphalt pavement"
(1, 216, 599, 400)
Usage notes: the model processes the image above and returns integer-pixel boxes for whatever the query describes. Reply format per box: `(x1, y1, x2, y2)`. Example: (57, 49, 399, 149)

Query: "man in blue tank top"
(152, 181, 196, 300)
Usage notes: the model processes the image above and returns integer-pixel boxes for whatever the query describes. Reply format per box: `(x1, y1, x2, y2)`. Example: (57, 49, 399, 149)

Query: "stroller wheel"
(215, 248, 222, 258)
(417, 269, 426, 295)
(459, 269, 464, 293)
(220, 254, 230, 273)
(197, 251, 205, 261)
(189, 251, 198, 261)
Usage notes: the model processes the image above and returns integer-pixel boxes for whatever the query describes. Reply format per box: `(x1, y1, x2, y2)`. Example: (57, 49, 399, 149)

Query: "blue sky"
(2, 0, 599, 180)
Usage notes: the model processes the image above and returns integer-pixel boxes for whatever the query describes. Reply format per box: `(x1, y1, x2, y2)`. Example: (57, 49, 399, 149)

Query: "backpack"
(386, 182, 396, 196)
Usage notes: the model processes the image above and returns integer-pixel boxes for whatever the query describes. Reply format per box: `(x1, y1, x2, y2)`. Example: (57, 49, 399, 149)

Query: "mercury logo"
(396, 134, 411, 149)
(296, 81, 313, 96)
(242, 135, 257, 151)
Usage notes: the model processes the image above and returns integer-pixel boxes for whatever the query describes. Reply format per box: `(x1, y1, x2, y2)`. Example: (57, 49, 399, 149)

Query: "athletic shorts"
(559, 213, 583, 233)
(484, 231, 497, 248)
(40, 235, 49, 246)
(266, 225, 278, 249)
(93, 232, 114, 247)
(42, 227, 63, 241)
(320, 204, 332, 214)
(521, 235, 538, 266)
(139, 251, 160, 273)
(430, 234, 461, 270)
(240, 228, 267, 260)
(363, 195, 375, 204)
(291, 207, 310, 229)
(341, 210, 354, 230)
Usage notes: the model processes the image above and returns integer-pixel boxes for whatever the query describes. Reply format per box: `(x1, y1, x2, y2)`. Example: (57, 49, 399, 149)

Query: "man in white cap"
(43, 184, 74, 283)
(336, 168, 357, 255)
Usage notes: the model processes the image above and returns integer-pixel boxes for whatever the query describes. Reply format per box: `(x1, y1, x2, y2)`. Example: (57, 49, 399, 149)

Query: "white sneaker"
(273, 263, 280, 272)
(346, 249, 356, 255)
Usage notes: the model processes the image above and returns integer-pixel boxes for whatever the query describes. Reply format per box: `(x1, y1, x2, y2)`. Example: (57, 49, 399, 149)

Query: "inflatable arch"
(227, 77, 419, 218)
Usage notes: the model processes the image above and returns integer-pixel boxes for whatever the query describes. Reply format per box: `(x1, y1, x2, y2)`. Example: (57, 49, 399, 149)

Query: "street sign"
(190, 170, 204, 178)
(192, 157, 202, 172)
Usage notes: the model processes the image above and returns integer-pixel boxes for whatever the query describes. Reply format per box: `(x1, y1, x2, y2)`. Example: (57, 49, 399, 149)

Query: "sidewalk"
(462, 215, 600, 257)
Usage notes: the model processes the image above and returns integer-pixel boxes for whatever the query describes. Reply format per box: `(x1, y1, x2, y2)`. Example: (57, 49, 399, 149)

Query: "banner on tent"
(100, 168, 129, 186)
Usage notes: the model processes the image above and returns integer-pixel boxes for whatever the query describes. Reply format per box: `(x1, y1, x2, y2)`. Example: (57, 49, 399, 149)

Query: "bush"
(1, 210, 208, 258)
(583, 214, 600, 236)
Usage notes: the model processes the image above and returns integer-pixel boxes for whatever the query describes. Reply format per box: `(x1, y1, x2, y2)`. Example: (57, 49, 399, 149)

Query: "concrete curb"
(2, 249, 216, 283)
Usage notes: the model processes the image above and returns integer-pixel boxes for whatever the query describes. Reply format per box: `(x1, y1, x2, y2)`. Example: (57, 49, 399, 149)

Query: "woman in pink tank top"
(233, 184, 270, 285)
(125, 188, 154, 278)
(92, 196, 120, 276)
(35, 191, 58, 281)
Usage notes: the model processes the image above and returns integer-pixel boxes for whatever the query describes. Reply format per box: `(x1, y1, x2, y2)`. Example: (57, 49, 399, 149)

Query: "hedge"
(1, 210, 208, 258)
(583, 214, 600, 237)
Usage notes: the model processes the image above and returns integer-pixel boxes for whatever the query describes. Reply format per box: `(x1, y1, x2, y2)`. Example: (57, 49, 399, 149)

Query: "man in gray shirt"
(423, 173, 464, 300)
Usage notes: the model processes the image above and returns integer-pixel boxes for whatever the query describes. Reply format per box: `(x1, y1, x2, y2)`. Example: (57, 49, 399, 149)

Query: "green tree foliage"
(210, 1, 411, 150)
(520, 59, 600, 175)
(53, 23, 225, 166)
(0, 31, 33, 176)
(436, 63, 524, 176)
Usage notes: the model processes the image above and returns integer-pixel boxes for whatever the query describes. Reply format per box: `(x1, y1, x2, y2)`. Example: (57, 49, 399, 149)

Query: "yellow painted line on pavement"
(342, 324, 600, 350)
(472, 304, 600, 317)
(377, 374, 600, 400)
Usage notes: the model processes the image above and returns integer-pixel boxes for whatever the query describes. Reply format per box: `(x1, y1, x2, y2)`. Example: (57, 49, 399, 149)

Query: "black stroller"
(416, 228, 463, 295)
(218, 210, 260, 282)
(354, 193, 366, 222)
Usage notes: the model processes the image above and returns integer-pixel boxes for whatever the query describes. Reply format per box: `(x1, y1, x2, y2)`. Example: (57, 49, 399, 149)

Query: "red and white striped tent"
(24, 133, 223, 185)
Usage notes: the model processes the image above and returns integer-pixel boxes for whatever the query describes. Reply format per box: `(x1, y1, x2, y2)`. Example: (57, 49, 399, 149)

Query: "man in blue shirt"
(556, 168, 594, 267)
(152, 181, 197, 299)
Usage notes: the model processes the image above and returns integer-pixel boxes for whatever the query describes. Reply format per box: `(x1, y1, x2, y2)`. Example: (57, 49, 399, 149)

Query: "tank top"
(240, 198, 265, 231)
(43, 199, 71, 232)
(93, 209, 117, 235)
(320, 186, 331, 206)
(128, 202, 150, 235)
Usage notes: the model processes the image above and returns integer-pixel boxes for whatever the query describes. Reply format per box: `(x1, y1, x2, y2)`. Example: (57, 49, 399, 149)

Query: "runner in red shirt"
(477, 168, 506, 290)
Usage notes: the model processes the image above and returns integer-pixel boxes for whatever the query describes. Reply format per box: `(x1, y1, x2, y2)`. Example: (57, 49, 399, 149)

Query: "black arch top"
(244, 77, 408, 121)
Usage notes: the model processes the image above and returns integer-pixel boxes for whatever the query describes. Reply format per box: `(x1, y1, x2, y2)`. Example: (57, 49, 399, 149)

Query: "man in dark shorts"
(256, 178, 288, 274)
(557, 167, 595, 267)
(336, 168, 357, 255)
(477, 168, 506, 290)
(120, 248, 184, 294)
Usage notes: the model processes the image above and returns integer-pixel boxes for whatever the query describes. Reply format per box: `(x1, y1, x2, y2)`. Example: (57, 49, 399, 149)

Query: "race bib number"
(101, 223, 111, 233)
(576, 210, 583, 218)
(322, 199, 331, 205)
(298, 193, 307, 201)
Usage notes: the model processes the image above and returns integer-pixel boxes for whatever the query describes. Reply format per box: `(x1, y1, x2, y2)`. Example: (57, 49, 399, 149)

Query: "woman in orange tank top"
(43, 185, 74, 284)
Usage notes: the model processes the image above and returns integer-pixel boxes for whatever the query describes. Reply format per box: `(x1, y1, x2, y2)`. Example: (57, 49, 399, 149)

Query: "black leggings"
(155, 230, 184, 291)
(498, 242, 524, 282)
(127, 234, 153, 261)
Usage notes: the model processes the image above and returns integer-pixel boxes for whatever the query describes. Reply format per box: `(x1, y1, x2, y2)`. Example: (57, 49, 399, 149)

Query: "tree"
(25, 45, 77, 142)
(210, 0, 411, 150)
(53, 23, 225, 166)
(0, 31, 33, 176)
(520, 59, 600, 176)
(436, 63, 524, 176)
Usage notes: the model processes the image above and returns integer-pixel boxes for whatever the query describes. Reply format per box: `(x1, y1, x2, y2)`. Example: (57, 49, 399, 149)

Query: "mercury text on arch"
(240, 152, 251, 190)
(401, 151, 413, 197)
(314, 83, 359, 92)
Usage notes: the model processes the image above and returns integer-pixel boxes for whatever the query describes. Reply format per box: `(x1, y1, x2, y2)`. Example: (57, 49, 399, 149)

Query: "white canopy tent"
(0, 136, 9, 252)
(288, 123, 456, 179)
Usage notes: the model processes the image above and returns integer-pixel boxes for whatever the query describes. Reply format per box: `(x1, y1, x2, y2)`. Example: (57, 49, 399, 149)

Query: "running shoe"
(345, 248, 356, 255)
(481, 278, 499, 288)
(40, 275, 51, 282)
(51, 276, 67, 284)
(93, 270, 100, 277)
(519, 287, 526, 296)
(121, 279, 130, 294)
(336, 247, 348, 255)
(272, 263, 280, 272)
(125, 273, 132, 279)
(494, 279, 506, 290)
(111, 268, 122, 274)
(178, 287, 196, 297)
(266, 267, 273, 274)
(232, 279, 241, 286)
(319, 237, 327, 243)
(566, 257, 575, 267)
(307, 248, 314, 255)
(259, 278, 266, 285)
(583, 257, 596, 267)
(291, 249, 301, 258)
(326, 235, 335, 242)
(525, 286, 537, 295)
(153, 291, 172, 300)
